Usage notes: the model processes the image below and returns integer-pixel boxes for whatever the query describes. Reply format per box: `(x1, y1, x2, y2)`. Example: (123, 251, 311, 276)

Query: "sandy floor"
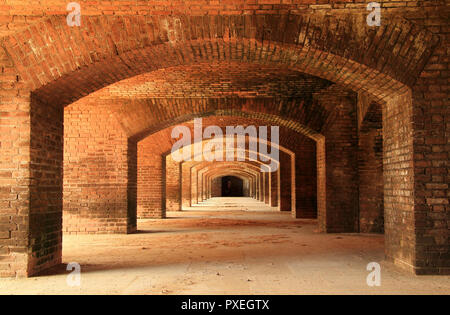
(1, 210, 449, 295)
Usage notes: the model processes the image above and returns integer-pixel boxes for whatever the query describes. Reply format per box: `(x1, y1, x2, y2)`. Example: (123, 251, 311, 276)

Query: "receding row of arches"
(0, 12, 446, 278)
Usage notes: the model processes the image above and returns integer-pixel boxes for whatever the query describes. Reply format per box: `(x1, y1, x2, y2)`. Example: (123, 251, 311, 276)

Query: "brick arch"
(180, 154, 291, 213)
(206, 165, 264, 199)
(3, 14, 437, 104)
(210, 173, 253, 198)
(163, 139, 290, 214)
(137, 116, 300, 218)
(137, 114, 300, 158)
(200, 164, 262, 200)
(0, 12, 443, 278)
(133, 106, 323, 144)
(208, 171, 258, 199)
(178, 158, 277, 211)
(205, 166, 282, 209)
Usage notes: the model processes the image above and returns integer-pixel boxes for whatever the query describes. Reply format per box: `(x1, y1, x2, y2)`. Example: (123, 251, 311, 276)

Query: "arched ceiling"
(138, 116, 313, 158)
(9, 14, 434, 105)
(97, 62, 332, 99)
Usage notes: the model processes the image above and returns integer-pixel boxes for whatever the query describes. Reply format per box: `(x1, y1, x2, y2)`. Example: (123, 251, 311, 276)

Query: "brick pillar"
(181, 163, 191, 207)
(211, 177, 221, 197)
(191, 168, 198, 205)
(0, 46, 32, 277)
(197, 171, 202, 203)
(28, 96, 64, 276)
(264, 172, 270, 204)
(270, 171, 278, 208)
(127, 141, 138, 233)
(318, 92, 359, 233)
(165, 155, 181, 211)
(280, 153, 292, 212)
(64, 101, 136, 234)
(259, 173, 264, 201)
(316, 138, 326, 232)
(295, 142, 317, 218)
(410, 40, 449, 274)
(358, 95, 384, 233)
(137, 149, 165, 219)
(0, 91, 64, 277)
(202, 172, 207, 201)
(383, 92, 417, 272)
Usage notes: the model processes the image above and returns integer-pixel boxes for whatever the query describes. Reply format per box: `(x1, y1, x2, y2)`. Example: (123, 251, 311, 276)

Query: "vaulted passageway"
(0, 4, 448, 279)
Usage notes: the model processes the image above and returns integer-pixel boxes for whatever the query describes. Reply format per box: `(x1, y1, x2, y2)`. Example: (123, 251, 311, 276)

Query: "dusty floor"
(1, 209, 449, 295)
(184, 197, 277, 211)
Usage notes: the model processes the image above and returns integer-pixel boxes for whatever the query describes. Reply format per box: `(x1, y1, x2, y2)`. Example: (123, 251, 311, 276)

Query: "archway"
(219, 176, 246, 197)
(0, 12, 443, 277)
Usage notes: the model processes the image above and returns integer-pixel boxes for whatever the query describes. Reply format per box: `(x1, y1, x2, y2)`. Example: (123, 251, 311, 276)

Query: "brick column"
(410, 37, 449, 274)
(295, 141, 317, 218)
(64, 101, 136, 234)
(181, 163, 192, 207)
(270, 171, 278, 208)
(0, 46, 32, 277)
(383, 93, 417, 272)
(318, 91, 359, 233)
(28, 96, 64, 276)
(358, 95, 383, 233)
(137, 150, 165, 219)
(280, 152, 293, 212)
(264, 172, 270, 205)
(165, 155, 181, 211)
(191, 167, 198, 205)
(211, 177, 221, 197)
(0, 92, 63, 278)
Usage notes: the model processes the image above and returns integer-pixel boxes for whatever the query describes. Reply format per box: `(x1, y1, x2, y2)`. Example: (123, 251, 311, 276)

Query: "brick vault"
(0, 1, 448, 277)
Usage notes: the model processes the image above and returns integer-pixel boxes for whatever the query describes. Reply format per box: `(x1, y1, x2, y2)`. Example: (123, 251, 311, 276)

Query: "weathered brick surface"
(28, 96, 63, 275)
(0, 46, 30, 277)
(197, 162, 263, 200)
(358, 94, 384, 233)
(383, 91, 417, 272)
(137, 148, 165, 219)
(211, 177, 222, 197)
(64, 100, 135, 234)
(317, 86, 359, 233)
(411, 23, 449, 275)
(165, 155, 181, 211)
(4, 12, 435, 107)
(294, 139, 317, 218)
(0, 3, 448, 277)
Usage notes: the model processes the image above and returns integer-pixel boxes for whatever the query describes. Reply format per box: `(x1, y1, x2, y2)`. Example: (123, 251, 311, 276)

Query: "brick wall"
(280, 152, 293, 212)
(383, 92, 417, 272)
(410, 17, 449, 274)
(294, 140, 317, 218)
(211, 177, 222, 197)
(358, 96, 384, 233)
(0, 47, 30, 277)
(165, 155, 181, 211)
(64, 100, 134, 234)
(28, 96, 64, 275)
(317, 87, 359, 233)
(137, 143, 165, 219)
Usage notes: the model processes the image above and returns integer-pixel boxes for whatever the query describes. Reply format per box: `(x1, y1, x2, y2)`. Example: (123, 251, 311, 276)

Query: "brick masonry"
(0, 2, 448, 277)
